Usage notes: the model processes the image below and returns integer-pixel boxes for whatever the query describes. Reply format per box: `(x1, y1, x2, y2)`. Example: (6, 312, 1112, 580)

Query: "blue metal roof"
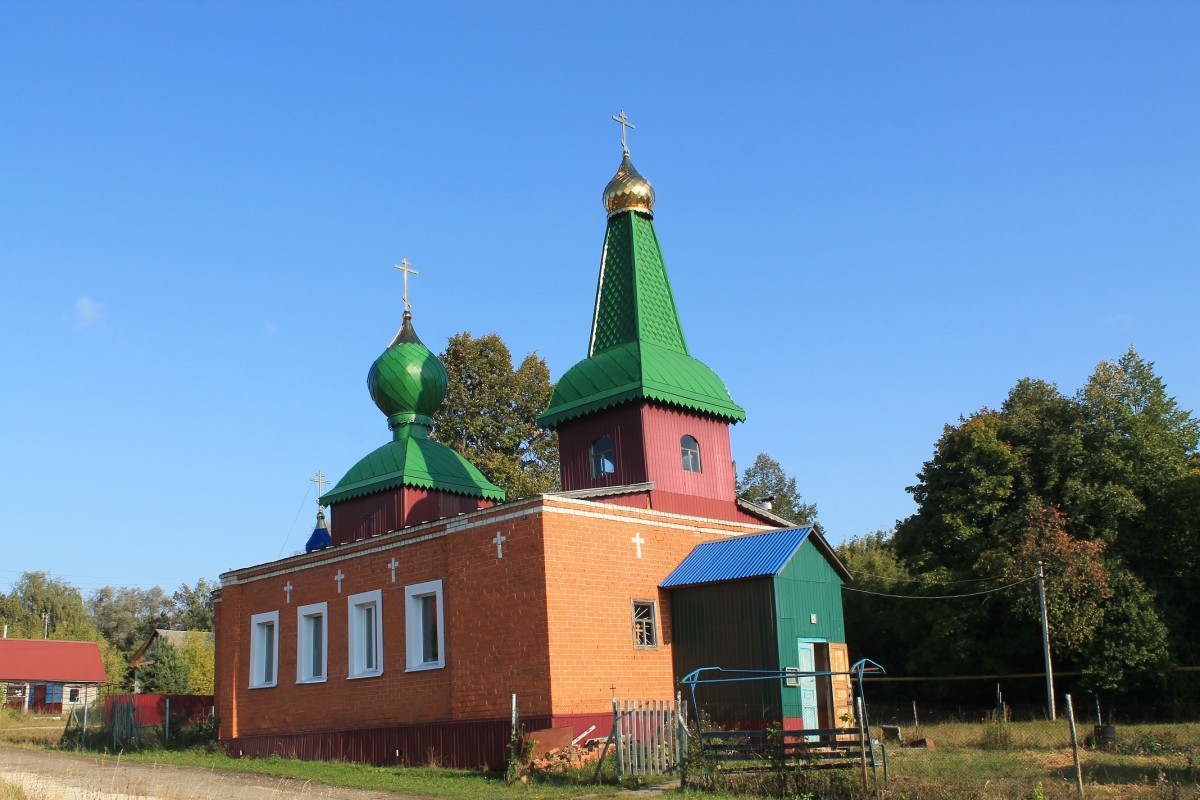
(660, 527, 813, 588)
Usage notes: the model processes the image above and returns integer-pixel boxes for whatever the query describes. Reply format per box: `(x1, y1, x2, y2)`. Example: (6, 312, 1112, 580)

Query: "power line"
(840, 578, 1036, 597)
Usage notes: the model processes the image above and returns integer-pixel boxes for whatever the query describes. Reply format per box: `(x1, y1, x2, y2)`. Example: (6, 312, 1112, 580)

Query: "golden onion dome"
(602, 151, 655, 217)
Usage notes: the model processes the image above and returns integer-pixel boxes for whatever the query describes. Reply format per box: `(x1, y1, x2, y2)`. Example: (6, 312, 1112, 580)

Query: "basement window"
(405, 579, 445, 671)
(632, 600, 658, 649)
(591, 437, 616, 477)
(296, 601, 328, 683)
(348, 590, 383, 679)
(249, 610, 279, 688)
(680, 435, 702, 473)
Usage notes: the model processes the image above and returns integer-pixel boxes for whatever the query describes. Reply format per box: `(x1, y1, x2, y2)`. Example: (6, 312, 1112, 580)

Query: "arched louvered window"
(681, 435, 702, 473)
(591, 436, 616, 478)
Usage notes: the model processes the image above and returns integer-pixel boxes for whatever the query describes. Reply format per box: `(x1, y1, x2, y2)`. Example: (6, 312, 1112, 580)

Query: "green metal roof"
(321, 430, 505, 505)
(538, 209, 745, 429)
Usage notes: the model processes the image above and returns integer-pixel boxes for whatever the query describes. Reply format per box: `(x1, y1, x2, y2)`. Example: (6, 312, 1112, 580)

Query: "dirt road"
(0, 747, 424, 800)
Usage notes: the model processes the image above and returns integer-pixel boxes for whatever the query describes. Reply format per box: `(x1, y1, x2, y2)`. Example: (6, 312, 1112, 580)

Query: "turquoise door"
(797, 640, 819, 737)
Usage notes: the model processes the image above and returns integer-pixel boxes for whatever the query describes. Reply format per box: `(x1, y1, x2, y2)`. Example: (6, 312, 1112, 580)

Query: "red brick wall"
(217, 501, 553, 741)
(538, 498, 767, 717)
(215, 497, 771, 746)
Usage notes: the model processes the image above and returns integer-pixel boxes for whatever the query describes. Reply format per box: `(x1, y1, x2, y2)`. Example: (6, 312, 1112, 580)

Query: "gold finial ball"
(602, 152, 655, 216)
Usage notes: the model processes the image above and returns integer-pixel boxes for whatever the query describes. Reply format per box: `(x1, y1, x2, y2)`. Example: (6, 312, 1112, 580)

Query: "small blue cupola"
(304, 508, 332, 552)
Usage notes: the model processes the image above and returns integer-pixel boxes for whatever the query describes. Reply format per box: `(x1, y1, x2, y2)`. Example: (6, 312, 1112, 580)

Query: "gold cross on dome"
(611, 109, 635, 155)
(310, 470, 329, 504)
(394, 258, 419, 312)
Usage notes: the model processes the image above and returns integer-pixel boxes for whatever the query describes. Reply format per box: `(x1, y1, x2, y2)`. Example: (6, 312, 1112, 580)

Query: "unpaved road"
(0, 747, 428, 799)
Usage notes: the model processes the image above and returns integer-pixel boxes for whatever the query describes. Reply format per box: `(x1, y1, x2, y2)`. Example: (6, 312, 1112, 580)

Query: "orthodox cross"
(492, 531, 507, 559)
(631, 533, 645, 559)
(310, 470, 329, 504)
(611, 109, 635, 155)
(334, 570, 345, 593)
(394, 258, 419, 312)
(388, 558, 400, 583)
(283, 581, 293, 604)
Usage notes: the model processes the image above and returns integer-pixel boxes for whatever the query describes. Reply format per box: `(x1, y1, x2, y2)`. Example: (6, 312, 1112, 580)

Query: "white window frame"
(632, 599, 658, 649)
(296, 601, 328, 684)
(405, 579, 445, 671)
(347, 589, 383, 679)
(249, 610, 280, 688)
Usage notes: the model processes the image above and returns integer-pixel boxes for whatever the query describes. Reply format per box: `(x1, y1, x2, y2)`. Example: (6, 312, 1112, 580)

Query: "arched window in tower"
(591, 436, 616, 478)
(681, 435, 702, 473)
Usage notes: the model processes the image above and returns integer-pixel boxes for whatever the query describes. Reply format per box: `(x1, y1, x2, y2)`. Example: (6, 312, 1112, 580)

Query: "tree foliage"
(178, 631, 215, 694)
(432, 332, 559, 500)
(138, 638, 191, 694)
(1, 571, 96, 640)
(736, 452, 818, 526)
(889, 348, 1194, 691)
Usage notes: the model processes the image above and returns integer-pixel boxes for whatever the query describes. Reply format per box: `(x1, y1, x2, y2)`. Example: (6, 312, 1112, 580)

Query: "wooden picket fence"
(609, 696, 687, 778)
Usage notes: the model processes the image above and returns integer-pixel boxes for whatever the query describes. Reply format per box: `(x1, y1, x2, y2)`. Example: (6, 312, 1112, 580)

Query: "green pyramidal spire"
(538, 151, 746, 429)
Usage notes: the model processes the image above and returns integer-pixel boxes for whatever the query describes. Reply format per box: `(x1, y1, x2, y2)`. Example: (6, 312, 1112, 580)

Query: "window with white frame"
(632, 600, 657, 649)
(296, 601, 328, 683)
(249, 610, 280, 688)
(347, 589, 383, 679)
(405, 579, 445, 671)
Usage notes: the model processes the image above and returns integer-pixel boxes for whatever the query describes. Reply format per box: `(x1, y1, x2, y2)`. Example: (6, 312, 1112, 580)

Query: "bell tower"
(538, 116, 755, 523)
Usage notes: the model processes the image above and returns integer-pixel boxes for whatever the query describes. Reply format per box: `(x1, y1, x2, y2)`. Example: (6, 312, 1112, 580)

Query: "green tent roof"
(538, 207, 745, 429)
(321, 432, 505, 505)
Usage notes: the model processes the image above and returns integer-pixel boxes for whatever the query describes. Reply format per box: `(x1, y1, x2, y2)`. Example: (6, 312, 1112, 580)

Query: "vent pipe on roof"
(759, 496, 774, 512)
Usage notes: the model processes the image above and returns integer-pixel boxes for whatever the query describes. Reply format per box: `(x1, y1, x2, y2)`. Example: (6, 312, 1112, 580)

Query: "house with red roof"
(0, 638, 108, 713)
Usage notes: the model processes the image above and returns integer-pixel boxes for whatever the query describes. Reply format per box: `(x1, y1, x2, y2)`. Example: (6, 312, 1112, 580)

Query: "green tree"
(171, 579, 216, 631)
(894, 348, 1194, 686)
(4, 571, 97, 640)
(138, 638, 191, 694)
(432, 332, 559, 499)
(87, 585, 174, 653)
(736, 453, 818, 525)
(836, 530, 913, 669)
(177, 631, 214, 693)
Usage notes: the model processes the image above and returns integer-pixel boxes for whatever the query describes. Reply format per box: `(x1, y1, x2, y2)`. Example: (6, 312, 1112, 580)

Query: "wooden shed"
(661, 526, 854, 730)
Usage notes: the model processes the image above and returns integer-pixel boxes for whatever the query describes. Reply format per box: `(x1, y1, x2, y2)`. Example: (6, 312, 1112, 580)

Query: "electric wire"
(841, 576, 1035, 599)
(277, 483, 315, 557)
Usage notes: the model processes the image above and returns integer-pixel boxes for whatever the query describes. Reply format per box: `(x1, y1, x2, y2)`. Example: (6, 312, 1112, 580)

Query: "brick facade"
(215, 495, 769, 765)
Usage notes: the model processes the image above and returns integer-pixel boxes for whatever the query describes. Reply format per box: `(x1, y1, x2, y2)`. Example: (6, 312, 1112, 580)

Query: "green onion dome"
(367, 310, 448, 433)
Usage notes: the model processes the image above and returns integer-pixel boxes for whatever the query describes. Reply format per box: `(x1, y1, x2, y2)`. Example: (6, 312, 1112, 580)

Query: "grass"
(4, 707, 1199, 800)
(0, 780, 29, 800)
(0, 708, 64, 748)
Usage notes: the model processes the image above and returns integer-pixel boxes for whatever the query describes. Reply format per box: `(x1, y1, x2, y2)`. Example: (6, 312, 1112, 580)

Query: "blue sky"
(2, 1, 1197, 596)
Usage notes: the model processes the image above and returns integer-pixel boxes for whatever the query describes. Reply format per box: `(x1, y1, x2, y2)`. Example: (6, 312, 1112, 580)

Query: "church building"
(213, 125, 852, 768)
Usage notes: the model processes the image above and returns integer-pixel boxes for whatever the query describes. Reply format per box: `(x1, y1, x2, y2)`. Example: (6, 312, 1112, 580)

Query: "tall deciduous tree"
(3, 571, 96, 640)
(87, 585, 174, 653)
(893, 348, 1192, 689)
(171, 579, 216, 631)
(432, 332, 559, 499)
(736, 453, 818, 526)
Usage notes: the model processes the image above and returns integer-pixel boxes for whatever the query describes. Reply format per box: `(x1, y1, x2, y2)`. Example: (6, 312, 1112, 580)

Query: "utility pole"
(1037, 560, 1056, 720)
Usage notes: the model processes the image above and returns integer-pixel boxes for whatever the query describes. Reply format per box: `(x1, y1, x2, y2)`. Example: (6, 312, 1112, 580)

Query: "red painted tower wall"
(330, 488, 494, 545)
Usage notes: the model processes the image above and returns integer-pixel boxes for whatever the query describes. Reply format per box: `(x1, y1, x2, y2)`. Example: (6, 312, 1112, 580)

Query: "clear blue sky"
(2, 1, 1197, 596)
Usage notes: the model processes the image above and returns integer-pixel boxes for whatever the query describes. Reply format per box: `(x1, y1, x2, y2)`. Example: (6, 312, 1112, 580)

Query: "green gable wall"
(773, 541, 846, 722)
